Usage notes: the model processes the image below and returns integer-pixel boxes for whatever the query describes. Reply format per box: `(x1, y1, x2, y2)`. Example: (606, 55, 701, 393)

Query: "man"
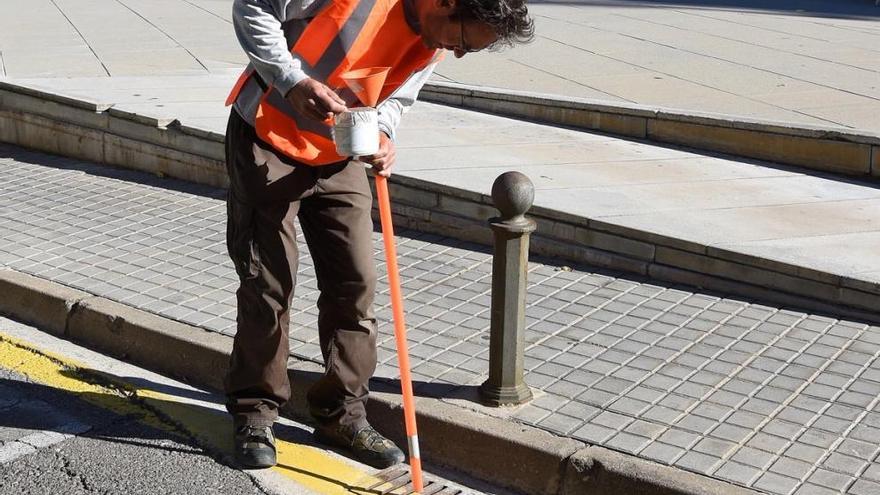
(225, 0, 533, 470)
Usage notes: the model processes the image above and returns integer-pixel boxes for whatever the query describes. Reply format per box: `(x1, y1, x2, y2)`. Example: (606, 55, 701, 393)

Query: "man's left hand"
(360, 132, 395, 177)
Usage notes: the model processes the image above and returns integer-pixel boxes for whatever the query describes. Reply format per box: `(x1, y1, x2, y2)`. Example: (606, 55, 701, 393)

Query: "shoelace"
(238, 426, 274, 447)
(356, 427, 390, 450)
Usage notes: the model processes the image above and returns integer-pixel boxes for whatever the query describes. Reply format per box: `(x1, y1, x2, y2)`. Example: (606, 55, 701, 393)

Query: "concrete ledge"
(0, 269, 90, 336)
(564, 446, 757, 495)
(648, 119, 871, 175)
(0, 80, 113, 113)
(0, 268, 762, 495)
(655, 247, 842, 305)
(647, 265, 880, 325)
(0, 110, 106, 164)
(376, 387, 585, 495)
(420, 82, 880, 179)
(67, 297, 232, 390)
(0, 84, 226, 186)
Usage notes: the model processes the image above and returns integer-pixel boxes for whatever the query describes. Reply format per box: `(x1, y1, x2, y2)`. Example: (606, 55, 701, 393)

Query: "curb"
(2, 80, 879, 322)
(420, 82, 880, 179)
(0, 268, 761, 495)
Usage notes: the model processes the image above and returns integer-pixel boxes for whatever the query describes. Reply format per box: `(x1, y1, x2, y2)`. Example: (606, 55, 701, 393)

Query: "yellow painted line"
(0, 333, 392, 495)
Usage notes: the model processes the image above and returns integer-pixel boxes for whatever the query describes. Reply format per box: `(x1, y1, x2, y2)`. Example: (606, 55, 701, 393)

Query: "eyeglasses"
(455, 14, 479, 56)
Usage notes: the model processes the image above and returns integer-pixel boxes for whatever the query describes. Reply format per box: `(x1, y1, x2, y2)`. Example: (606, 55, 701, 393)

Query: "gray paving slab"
(598, 197, 880, 248)
(2, 145, 880, 495)
(718, 232, 880, 282)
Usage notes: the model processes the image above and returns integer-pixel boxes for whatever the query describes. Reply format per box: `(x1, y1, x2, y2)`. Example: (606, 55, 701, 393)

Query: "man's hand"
(286, 78, 347, 121)
(360, 132, 395, 177)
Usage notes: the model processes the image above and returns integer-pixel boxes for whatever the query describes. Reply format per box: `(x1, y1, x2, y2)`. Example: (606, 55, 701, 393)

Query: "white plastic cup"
(332, 108, 379, 156)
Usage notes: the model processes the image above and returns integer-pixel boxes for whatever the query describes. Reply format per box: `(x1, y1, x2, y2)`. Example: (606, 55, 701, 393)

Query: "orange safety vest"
(226, 0, 438, 166)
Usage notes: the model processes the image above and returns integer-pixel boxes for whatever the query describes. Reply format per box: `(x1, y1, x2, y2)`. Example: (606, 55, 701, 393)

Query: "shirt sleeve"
(376, 61, 439, 141)
(232, 0, 325, 96)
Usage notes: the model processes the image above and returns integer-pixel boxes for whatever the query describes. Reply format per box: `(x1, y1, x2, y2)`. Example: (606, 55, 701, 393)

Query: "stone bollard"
(479, 171, 535, 406)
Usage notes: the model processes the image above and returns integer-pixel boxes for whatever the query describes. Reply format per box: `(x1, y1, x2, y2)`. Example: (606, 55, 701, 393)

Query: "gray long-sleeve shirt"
(231, 0, 438, 140)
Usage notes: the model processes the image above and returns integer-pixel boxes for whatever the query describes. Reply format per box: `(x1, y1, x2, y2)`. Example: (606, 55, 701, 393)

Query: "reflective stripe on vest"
(226, 0, 437, 166)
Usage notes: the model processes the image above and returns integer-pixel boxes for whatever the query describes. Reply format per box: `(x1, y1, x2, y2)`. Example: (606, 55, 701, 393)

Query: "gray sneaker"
(234, 424, 276, 469)
(314, 425, 405, 469)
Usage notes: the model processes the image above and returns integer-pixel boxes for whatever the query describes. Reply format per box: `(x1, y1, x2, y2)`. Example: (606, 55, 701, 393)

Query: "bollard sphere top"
(491, 171, 534, 222)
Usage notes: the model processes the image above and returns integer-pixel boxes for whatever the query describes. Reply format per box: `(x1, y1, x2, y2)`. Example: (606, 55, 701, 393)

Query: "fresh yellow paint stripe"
(0, 333, 391, 494)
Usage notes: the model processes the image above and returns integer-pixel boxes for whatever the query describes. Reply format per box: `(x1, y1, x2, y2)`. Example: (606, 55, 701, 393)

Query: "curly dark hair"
(457, 0, 535, 49)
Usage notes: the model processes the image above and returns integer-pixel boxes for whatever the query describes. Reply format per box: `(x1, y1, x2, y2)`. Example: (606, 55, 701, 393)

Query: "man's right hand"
(286, 78, 347, 122)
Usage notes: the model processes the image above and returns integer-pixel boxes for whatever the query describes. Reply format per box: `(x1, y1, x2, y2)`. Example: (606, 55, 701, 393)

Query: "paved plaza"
(2, 145, 880, 495)
(0, 1, 878, 131)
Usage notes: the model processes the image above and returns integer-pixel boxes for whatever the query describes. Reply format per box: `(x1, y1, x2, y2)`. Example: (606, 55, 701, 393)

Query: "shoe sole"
(312, 430, 405, 469)
(234, 452, 277, 470)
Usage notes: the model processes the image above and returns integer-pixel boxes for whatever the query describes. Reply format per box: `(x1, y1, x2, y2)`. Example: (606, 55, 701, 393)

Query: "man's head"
(417, 0, 534, 58)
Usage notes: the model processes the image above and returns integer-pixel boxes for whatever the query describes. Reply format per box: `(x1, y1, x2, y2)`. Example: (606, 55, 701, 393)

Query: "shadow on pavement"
(0, 372, 317, 461)
(0, 144, 225, 200)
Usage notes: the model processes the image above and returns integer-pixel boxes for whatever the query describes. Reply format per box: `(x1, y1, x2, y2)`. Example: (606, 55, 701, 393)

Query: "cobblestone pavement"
(1, 144, 880, 495)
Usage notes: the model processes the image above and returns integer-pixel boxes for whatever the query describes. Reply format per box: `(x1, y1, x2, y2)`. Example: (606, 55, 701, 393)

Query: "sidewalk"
(1, 1, 879, 493)
(1, 0, 878, 132)
(1, 0, 879, 314)
(1, 144, 879, 495)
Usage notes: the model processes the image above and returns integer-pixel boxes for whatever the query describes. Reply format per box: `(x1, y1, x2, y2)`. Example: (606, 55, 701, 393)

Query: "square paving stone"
(546, 380, 588, 398)
(605, 431, 652, 454)
(707, 390, 747, 409)
(862, 463, 880, 483)
(643, 405, 682, 425)
(572, 423, 615, 444)
(693, 437, 737, 458)
(850, 479, 880, 495)
(657, 428, 700, 449)
(754, 472, 800, 495)
(822, 453, 866, 477)
(675, 415, 717, 435)
(713, 461, 761, 486)
(727, 410, 765, 429)
(769, 455, 812, 480)
(676, 451, 720, 474)
(806, 469, 854, 492)
(623, 419, 665, 439)
(784, 443, 827, 464)
(639, 442, 684, 465)
(837, 438, 879, 460)
(512, 406, 551, 425)
(593, 411, 633, 431)
(811, 416, 851, 436)
(730, 446, 776, 470)
(537, 413, 582, 435)
(709, 423, 752, 443)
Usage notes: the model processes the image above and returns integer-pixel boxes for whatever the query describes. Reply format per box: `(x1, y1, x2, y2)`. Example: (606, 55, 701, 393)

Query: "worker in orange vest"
(225, 0, 533, 469)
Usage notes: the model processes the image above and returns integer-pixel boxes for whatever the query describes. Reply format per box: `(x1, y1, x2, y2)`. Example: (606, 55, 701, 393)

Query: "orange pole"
(375, 175, 423, 492)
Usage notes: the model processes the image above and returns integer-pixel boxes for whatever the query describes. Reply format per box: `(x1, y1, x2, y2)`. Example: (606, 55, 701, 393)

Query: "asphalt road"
(0, 366, 271, 495)
(0, 315, 494, 495)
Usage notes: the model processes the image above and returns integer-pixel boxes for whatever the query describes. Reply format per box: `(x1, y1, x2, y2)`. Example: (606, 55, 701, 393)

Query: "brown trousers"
(223, 109, 377, 434)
